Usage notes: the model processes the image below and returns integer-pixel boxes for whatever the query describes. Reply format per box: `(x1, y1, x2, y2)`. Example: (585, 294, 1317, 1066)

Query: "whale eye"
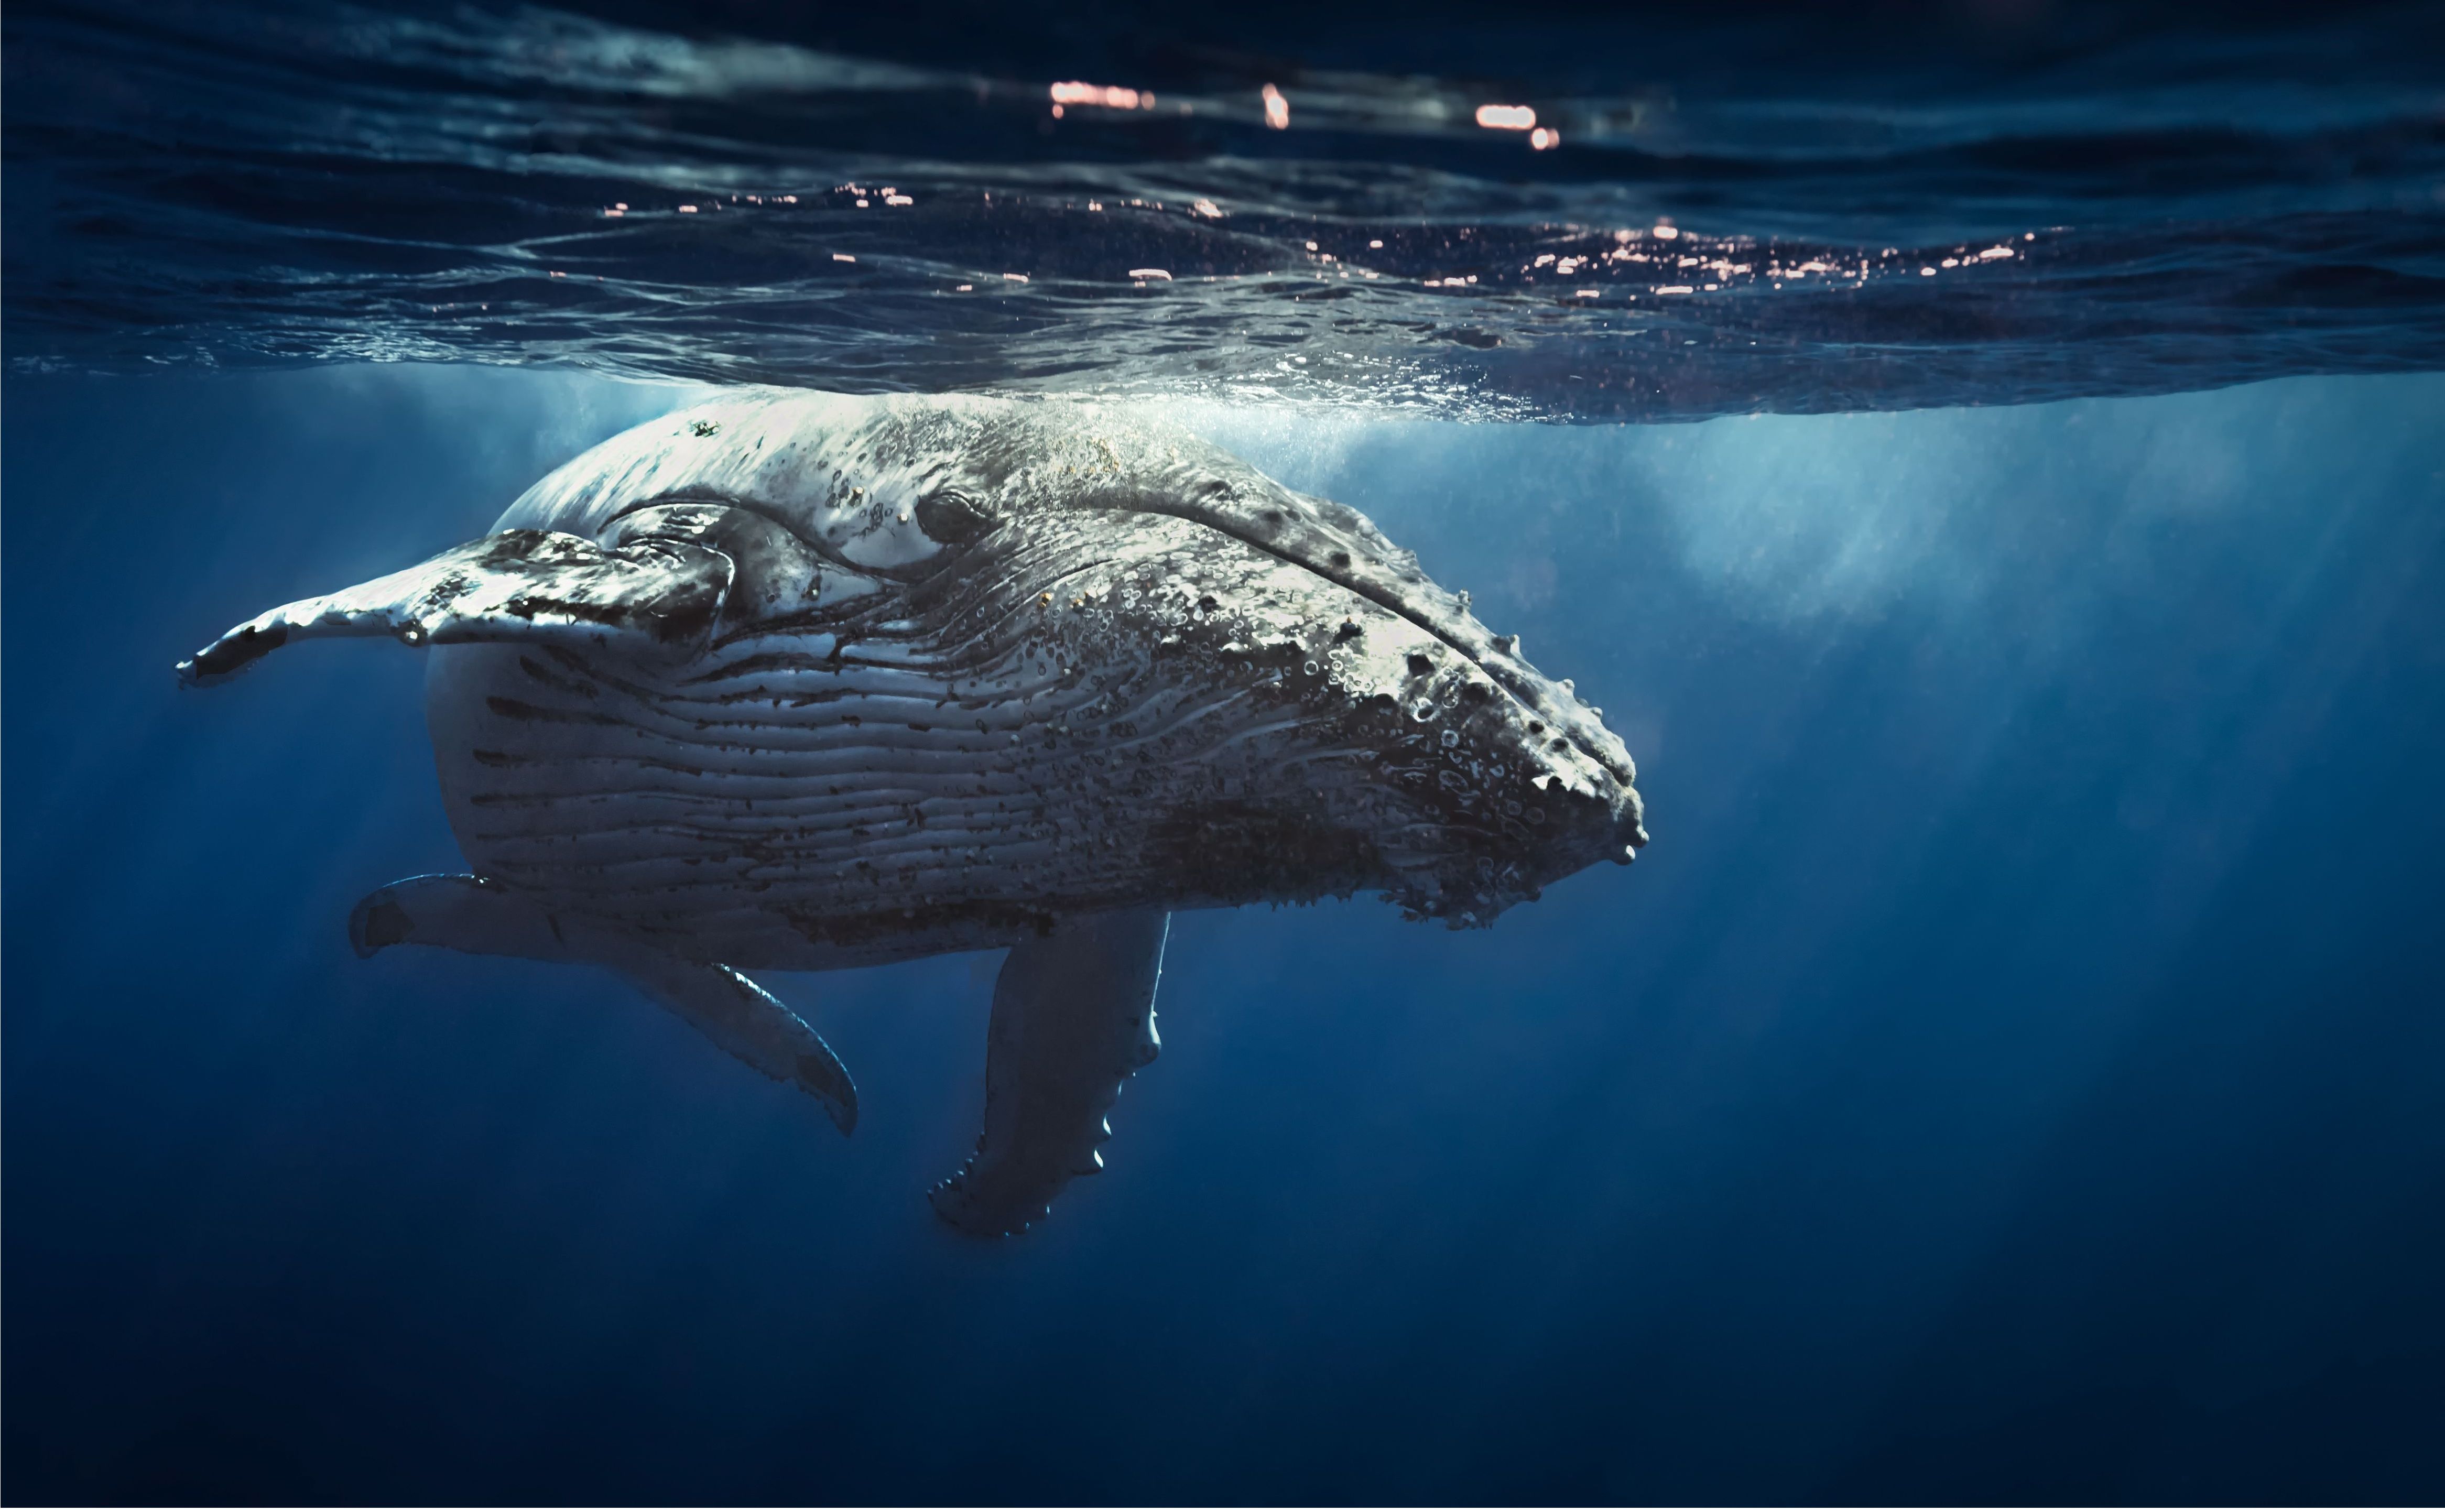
(915, 488, 998, 545)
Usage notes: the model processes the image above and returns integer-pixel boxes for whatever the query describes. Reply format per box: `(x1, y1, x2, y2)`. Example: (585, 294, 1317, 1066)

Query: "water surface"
(8, 0, 2442, 417)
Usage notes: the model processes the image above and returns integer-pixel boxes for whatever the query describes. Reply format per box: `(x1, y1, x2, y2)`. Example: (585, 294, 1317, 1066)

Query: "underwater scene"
(5, 0, 2443, 1504)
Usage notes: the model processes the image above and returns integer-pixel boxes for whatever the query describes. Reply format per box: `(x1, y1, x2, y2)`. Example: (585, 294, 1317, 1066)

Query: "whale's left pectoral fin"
(177, 526, 733, 687)
(622, 956, 860, 1136)
(931, 910, 1170, 1238)
(347, 873, 855, 1135)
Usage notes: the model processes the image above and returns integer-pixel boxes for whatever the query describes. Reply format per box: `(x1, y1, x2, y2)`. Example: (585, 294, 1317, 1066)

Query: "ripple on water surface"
(6, 0, 2442, 418)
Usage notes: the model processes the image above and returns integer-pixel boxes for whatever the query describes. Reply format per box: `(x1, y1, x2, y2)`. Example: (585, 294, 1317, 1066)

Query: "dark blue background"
(5, 367, 2442, 1503)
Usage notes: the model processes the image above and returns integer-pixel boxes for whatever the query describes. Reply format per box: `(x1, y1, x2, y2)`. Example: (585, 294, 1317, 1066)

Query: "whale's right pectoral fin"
(177, 526, 733, 687)
(349, 873, 856, 1135)
(930, 910, 1170, 1238)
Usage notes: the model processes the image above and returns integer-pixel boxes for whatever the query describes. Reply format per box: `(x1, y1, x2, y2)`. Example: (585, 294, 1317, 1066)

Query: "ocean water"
(6, 2, 2444, 1505)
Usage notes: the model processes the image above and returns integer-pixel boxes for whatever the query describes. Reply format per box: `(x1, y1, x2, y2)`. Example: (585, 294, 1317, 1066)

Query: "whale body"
(182, 390, 1646, 1234)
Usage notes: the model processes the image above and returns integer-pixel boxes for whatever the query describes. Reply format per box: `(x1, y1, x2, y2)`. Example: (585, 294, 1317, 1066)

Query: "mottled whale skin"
(182, 390, 1646, 1234)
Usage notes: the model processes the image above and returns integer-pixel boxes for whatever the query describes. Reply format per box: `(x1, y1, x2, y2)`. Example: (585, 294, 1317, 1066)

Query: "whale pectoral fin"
(930, 910, 1170, 1238)
(347, 877, 854, 1131)
(348, 873, 582, 961)
(177, 527, 733, 687)
(621, 957, 859, 1136)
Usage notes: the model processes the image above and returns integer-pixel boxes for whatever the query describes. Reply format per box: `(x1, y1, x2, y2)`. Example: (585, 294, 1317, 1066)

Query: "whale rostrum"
(181, 391, 1647, 1235)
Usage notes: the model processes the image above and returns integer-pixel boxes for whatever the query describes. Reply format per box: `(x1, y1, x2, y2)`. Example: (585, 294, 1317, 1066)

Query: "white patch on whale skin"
(501, 390, 993, 572)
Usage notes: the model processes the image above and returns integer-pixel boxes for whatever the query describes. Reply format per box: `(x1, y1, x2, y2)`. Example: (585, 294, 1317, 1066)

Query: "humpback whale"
(181, 391, 1646, 1235)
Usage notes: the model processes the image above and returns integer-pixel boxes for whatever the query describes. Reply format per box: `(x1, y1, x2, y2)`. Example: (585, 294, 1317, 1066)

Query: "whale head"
(968, 408, 1647, 926)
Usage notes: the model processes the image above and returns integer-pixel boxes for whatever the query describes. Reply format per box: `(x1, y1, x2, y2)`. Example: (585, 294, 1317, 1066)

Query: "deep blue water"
(7, 0, 2445, 1504)
(6, 366, 2443, 1503)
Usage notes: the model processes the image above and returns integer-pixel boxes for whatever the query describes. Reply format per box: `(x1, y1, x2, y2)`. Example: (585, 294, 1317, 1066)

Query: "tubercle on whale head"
(1362, 652, 1647, 929)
